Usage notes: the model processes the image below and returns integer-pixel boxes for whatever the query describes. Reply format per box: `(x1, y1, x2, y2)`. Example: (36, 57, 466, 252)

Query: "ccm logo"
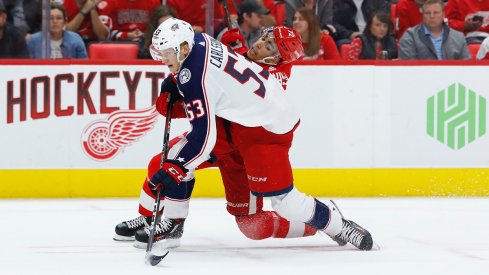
(247, 175, 267, 182)
(169, 167, 185, 181)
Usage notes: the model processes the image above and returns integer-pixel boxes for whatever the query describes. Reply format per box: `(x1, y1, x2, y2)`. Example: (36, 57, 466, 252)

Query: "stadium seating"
(88, 43, 139, 60)
(468, 43, 481, 60)
(340, 43, 351, 60)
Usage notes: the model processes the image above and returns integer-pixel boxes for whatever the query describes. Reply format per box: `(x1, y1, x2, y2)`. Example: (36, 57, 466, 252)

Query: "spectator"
(1, 0, 29, 36)
(23, 0, 42, 40)
(293, 7, 340, 60)
(217, 0, 270, 48)
(399, 0, 470, 60)
(284, 0, 333, 31)
(476, 36, 489, 59)
(63, 0, 113, 45)
(109, 0, 160, 42)
(0, 1, 29, 58)
(220, 0, 275, 27)
(139, 5, 175, 59)
(167, 0, 223, 34)
(332, 0, 389, 46)
(27, 4, 87, 58)
(396, 0, 425, 39)
(348, 10, 398, 60)
(445, 0, 489, 44)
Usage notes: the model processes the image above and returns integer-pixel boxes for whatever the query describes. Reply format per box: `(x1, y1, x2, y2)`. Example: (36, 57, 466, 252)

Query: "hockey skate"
(133, 218, 185, 249)
(327, 200, 378, 250)
(113, 215, 152, 241)
(333, 219, 377, 251)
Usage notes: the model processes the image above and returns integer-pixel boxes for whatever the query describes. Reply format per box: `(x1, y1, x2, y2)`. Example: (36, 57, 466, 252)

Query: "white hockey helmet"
(150, 18, 195, 62)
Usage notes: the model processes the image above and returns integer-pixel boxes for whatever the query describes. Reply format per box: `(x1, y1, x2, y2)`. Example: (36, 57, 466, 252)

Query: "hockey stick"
(222, 0, 233, 30)
(221, 0, 240, 48)
(145, 93, 174, 266)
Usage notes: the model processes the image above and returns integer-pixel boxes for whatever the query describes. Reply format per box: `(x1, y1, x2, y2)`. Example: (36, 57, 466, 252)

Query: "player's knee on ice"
(235, 213, 275, 240)
(270, 188, 342, 236)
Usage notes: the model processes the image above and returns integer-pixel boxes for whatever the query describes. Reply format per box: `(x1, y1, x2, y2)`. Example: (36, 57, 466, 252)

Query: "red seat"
(468, 44, 481, 60)
(340, 43, 351, 60)
(88, 43, 139, 60)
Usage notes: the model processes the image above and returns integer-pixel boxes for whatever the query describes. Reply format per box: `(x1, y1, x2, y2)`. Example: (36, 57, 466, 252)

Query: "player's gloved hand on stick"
(155, 76, 186, 118)
(221, 28, 247, 53)
(149, 159, 188, 190)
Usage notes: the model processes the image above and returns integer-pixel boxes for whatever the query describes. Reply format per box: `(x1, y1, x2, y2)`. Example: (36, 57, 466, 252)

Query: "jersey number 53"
(224, 54, 270, 99)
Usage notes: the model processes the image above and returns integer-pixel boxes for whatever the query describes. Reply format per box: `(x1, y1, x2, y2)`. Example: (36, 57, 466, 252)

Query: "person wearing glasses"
(27, 3, 87, 59)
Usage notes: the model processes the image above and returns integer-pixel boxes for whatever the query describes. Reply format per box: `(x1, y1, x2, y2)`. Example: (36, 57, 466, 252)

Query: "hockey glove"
(155, 76, 186, 118)
(221, 28, 247, 54)
(149, 159, 188, 190)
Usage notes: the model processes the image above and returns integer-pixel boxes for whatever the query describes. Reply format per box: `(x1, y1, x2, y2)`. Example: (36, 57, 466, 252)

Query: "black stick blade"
(145, 251, 169, 266)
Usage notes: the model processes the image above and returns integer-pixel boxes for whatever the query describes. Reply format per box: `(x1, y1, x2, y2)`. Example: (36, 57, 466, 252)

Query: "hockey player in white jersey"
(131, 18, 377, 251)
(114, 25, 326, 247)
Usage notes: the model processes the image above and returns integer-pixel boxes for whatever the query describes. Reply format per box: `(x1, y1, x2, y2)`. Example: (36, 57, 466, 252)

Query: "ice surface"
(1, 198, 488, 275)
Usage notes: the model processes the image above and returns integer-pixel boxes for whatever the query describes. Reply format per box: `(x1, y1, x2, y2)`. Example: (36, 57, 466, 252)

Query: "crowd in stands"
(1, 0, 489, 61)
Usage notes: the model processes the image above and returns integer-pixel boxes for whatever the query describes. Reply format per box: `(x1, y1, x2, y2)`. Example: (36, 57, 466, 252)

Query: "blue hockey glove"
(149, 159, 188, 190)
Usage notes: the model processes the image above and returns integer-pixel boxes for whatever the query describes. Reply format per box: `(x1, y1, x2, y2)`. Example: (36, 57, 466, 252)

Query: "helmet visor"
(149, 45, 177, 63)
(260, 28, 279, 55)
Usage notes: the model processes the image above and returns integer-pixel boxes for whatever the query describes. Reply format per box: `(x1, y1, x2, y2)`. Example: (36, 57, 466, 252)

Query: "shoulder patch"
(179, 68, 192, 84)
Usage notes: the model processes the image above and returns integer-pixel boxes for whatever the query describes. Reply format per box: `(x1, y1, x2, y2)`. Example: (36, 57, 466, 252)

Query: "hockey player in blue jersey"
(133, 18, 377, 251)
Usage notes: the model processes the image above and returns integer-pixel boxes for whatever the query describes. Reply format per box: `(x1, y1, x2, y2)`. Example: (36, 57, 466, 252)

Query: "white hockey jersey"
(172, 33, 300, 170)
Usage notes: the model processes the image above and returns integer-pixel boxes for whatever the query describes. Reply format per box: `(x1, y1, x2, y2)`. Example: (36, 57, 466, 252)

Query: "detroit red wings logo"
(81, 106, 159, 161)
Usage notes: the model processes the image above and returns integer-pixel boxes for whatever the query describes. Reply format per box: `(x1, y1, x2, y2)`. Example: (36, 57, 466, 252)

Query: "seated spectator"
(396, 0, 425, 39)
(399, 0, 470, 60)
(293, 7, 340, 60)
(63, 0, 113, 45)
(27, 4, 87, 58)
(1, 0, 29, 36)
(217, 0, 270, 48)
(109, 0, 160, 42)
(445, 0, 489, 44)
(23, 0, 42, 40)
(0, 1, 29, 58)
(221, 0, 275, 27)
(348, 10, 398, 60)
(332, 0, 389, 46)
(139, 5, 175, 59)
(476, 36, 489, 59)
(283, 0, 333, 31)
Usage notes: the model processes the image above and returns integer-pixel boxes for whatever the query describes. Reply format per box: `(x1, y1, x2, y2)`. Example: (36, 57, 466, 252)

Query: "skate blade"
(113, 234, 135, 241)
(370, 241, 381, 251)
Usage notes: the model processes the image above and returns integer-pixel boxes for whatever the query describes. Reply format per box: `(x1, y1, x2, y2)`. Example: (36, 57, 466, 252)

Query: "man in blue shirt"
(399, 0, 470, 60)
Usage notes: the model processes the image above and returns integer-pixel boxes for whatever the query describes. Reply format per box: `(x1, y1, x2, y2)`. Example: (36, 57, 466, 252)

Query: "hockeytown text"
(4, 71, 166, 124)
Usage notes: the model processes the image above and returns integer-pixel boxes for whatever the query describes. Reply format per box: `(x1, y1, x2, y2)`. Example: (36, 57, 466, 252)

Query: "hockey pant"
(214, 118, 341, 237)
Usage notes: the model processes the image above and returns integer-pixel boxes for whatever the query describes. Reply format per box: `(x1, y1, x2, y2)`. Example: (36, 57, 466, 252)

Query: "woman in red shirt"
(292, 7, 340, 60)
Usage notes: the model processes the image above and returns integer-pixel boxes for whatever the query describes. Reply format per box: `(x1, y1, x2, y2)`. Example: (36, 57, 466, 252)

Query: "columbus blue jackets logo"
(171, 23, 179, 31)
(179, 68, 191, 84)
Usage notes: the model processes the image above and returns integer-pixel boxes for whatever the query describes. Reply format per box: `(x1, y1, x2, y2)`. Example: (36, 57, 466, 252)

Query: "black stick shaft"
(222, 0, 232, 29)
(146, 94, 174, 254)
